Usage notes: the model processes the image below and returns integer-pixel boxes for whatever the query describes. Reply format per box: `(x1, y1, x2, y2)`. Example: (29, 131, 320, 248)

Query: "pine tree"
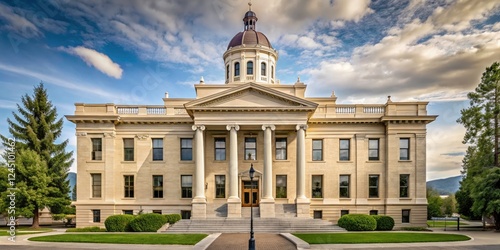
(457, 62, 500, 229)
(0, 83, 73, 228)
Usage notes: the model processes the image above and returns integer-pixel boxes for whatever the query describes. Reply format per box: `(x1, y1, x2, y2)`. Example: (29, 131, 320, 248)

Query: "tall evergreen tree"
(0, 83, 73, 227)
(457, 62, 500, 228)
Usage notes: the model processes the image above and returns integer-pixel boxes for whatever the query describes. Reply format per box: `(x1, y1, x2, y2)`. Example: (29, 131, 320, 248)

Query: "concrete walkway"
(206, 233, 296, 250)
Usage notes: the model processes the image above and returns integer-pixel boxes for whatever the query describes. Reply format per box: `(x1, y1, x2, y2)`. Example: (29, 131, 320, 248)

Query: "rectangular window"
(91, 138, 102, 160)
(312, 139, 323, 161)
(313, 210, 322, 219)
(368, 139, 380, 161)
(275, 138, 287, 160)
(276, 175, 287, 198)
(215, 175, 226, 198)
(402, 209, 411, 223)
(92, 210, 100, 223)
(181, 210, 191, 219)
(214, 138, 226, 161)
(91, 173, 101, 198)
(152, 138, 163, 161)
(370, 210, 378, 215)
(369, 175, 379, 198)
(341, 210, 349, 217)
(123, 210, 133, 215)
(153, 175, 163, 198)
(339, 139, 350, 161)
(339, 175, 350, 198)
(124, 175, 134, 198)
(312, 175, 323, 198)
(153, 210, 162, 214)
(181, 175, 193, 198)
(245, 137, 256, 160)
(180, 138, 193, 161)
(400, 174, 409, 198)
(400, 138, 410, 160)
(123, 138, 134, 161)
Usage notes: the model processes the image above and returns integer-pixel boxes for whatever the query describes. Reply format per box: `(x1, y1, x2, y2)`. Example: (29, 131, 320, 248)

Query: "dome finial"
(248, 1, 252, 11)
(243, 1, 257, 31)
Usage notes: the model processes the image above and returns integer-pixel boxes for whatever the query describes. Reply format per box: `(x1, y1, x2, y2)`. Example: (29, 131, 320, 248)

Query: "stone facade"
(66, 7, 436, 229)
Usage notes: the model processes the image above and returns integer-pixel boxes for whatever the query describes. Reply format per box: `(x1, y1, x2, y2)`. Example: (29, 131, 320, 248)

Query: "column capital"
(295, 124, 308, 131)
(192, 125, 206, 131)
(261, 124, 276, 131)
(226, 124, 240, 131)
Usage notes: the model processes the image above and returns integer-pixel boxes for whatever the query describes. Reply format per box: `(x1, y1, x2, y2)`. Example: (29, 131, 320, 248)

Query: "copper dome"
(227, 30, 272, 49)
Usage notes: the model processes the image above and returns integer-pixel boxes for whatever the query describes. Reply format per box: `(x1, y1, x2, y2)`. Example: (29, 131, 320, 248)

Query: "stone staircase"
(164, 217, 345, 233)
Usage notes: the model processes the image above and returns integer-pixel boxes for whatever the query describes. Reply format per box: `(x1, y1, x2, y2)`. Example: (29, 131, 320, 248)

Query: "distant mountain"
(427, 175, 462, 195)
(67, 172, 77, 201)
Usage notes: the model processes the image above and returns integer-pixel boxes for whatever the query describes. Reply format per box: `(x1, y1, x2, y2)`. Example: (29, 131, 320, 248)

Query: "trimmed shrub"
(66, 226, 106, 232)
(164, 214, 182, 225)
(129, 213, 167, 232)
(104, 214, 135, 232)
(372, 215, 395, 231)
(338, 214, 377, 231)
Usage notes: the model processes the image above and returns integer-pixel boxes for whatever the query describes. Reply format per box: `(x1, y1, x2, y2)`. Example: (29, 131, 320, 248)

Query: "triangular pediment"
(184, 83, 318, 111)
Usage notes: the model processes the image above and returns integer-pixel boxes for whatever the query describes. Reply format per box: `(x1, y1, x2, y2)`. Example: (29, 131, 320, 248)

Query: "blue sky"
(0, 0, 499, 180)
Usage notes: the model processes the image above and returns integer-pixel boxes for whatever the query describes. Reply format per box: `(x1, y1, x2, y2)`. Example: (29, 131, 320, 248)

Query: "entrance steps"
(164, 217, 345, 233)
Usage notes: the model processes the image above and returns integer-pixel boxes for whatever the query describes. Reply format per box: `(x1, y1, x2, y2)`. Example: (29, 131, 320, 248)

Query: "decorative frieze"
(135, 134, 149, 140)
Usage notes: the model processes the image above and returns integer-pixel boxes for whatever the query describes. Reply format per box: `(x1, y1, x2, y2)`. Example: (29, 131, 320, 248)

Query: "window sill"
(214, 197, 226, 199)
(151, 198, 165, 200)
(339, 198, 351, 200)
(86, 160, 104, 163)
(89, 197, 102, 200)
(311, 197, 324, 200)
(309, 160, 326, 163)
(181, 197, 193, 199)
(399, 197, 412, 200)
(273, 160, 290, 162)
(398, 160, 412, 163)
(368, 198, 381, 200)
(366, 160, 382, 163)
(122, 198, 135, 200)
(275, 197, 288, 199)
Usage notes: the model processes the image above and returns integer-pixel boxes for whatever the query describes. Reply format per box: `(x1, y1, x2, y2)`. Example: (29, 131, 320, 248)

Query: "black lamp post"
(248, 163, 256, 250)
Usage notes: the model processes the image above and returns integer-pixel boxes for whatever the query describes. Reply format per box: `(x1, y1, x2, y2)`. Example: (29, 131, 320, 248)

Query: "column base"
(295, 198, 310, 218)
(191, 198, 207, 219)
(227, 198, 241, 218)
(259, 198, 275, 218)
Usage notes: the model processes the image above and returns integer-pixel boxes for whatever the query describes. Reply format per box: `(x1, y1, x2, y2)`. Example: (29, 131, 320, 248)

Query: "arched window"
(234, 62, 240, 76)
(226, 64, 230, 79)
(261, 62, 266, 76)
(247, 61, 253, 75)
(271, 65, 274, 78)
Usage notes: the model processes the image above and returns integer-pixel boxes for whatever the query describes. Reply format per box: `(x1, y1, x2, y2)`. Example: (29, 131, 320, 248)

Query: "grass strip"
(29, 233, 207, 245)
(293, 232, 470, 244)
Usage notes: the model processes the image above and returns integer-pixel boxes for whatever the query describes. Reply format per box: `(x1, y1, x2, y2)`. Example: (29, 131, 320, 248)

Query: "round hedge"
(372, 215, 395, 231)
(104, 214, 135, 232)
(338, 214, 377, 231)
(129, 213, 167, 232)
(164, 214, 182, 225)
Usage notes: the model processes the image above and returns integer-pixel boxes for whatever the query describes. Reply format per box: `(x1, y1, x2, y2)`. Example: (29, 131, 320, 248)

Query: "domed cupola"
(223, 2, 278, 85)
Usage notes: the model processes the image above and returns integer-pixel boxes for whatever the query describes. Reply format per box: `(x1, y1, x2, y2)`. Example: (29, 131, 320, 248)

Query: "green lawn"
(29, 234, 208, 245)
(0, 226, 52, 236)
(293, 232, 470, 244)
(427, 220, 468, 227)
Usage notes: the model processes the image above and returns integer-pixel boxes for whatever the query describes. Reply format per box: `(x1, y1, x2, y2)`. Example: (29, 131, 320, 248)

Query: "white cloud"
(0, 99, 17, 110)
(63, 46, 123, 79)
(427, 124, 467, 181)
(331, 0, 374, 22)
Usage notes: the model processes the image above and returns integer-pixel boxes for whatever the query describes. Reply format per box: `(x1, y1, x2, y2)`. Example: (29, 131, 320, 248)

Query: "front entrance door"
(242, 180, 259, 207)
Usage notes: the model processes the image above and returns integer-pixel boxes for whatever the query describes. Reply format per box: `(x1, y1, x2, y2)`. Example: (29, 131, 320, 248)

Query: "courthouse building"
(67, 7, 436, 228)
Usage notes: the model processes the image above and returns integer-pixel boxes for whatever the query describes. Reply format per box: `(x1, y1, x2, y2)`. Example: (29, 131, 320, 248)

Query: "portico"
(184, 83, 317, 218)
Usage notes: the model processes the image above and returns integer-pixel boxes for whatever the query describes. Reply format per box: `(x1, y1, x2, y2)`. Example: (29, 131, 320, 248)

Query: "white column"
(226, 125, 240, 200)
(296, 124, 310, 217)
(261, 124, 275, 200)
(191, 125, 206, 219)
(260, 124, 276, 218)
(296, 124, 307, 199)
(192, 125, 206, 200)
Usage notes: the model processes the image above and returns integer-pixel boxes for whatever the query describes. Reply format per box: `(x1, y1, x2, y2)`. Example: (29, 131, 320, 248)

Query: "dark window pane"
(312, 139, 323, 161)
(181, 138, 193, 161)
(92, 173, 101, 198)
(215, 175, 225, 198)
(235, 62, 240, 76)
(312, 175, 323, 198)
(247, 61, 253, 74)
(339, 175, 350, 198)
(275, 138, 287, 160)
(276, 175, 287, 198)
(215, 138, 226, 161)
(369, 175, 379, 198)
(369, 139, 379, 160)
